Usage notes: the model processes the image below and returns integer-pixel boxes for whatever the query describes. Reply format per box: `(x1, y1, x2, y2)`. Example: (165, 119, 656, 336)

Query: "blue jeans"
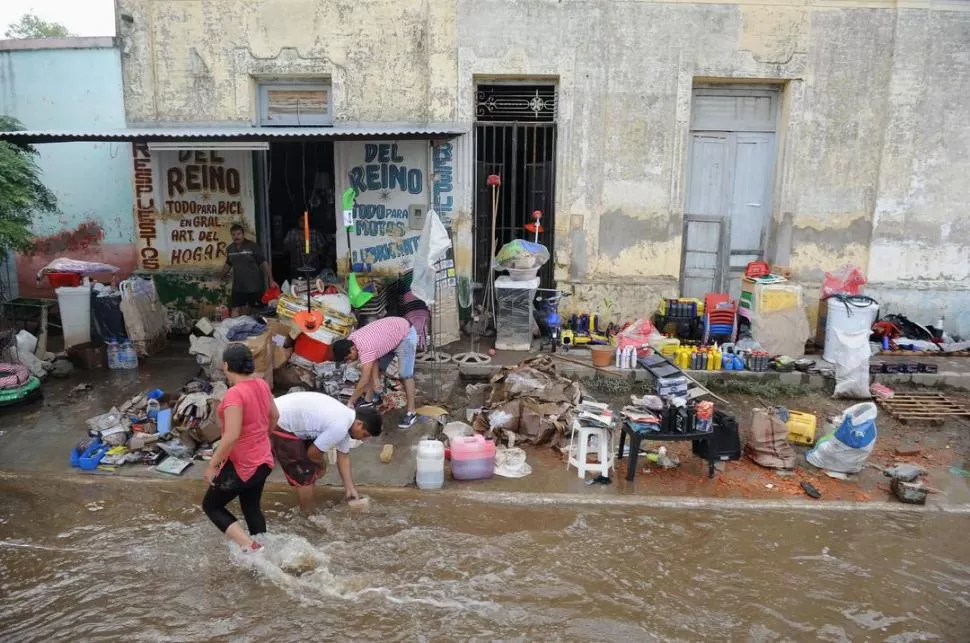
(379, 326, 418, 378)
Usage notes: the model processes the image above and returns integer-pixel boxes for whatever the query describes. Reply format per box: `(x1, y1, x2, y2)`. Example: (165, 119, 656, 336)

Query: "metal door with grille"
(474, 84, 558, 295)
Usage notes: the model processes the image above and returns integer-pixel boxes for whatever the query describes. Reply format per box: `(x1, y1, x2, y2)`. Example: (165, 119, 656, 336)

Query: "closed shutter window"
(258, 83, 332, 126)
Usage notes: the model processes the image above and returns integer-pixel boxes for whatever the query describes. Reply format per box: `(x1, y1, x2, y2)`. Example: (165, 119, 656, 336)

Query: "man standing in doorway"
(221, 224, 277, 317)
(332, 316, 419, 429)
(270, 391, 382, 513)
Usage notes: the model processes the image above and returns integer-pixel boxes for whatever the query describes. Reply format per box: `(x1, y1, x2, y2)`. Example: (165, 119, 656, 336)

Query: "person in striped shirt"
(332, 316, 418, 428)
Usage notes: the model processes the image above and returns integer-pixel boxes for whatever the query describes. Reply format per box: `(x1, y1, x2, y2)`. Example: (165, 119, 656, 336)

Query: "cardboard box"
(129, 433, 159, 451)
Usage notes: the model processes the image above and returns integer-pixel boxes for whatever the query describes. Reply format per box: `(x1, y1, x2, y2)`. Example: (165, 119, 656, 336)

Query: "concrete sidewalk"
(1, 339, 968, 510)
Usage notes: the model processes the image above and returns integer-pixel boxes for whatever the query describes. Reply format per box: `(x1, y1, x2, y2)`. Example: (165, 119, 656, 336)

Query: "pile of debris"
(72, 378, 227, 475)
(471, 356, 582, 448)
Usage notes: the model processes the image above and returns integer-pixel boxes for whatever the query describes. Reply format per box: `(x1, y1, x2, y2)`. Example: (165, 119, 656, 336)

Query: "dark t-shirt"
(225, 240, 265, 294)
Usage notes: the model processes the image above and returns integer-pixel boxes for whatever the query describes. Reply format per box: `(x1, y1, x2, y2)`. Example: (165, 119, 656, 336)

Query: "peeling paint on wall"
(28, 220, 104, 256)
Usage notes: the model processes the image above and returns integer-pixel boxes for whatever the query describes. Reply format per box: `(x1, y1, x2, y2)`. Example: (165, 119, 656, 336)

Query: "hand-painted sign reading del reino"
(132, 143, 256, 270)
(336, 141, 428, 271)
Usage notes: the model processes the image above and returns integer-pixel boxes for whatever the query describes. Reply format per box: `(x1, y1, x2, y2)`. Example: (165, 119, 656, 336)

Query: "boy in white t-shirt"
(270, 392, 383, 513)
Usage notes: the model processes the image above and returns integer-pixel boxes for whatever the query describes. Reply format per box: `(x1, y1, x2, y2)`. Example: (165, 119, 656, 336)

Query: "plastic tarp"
(36, 258, 119, 280)
(411, 208, 452, 305)
(493, 239, 550, 269)
(119, 278, 169, 357)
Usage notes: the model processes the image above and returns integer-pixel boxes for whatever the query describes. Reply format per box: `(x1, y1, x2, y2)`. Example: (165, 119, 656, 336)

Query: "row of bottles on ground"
(670, 342, 770, 372)
(107, 338, 138, 370)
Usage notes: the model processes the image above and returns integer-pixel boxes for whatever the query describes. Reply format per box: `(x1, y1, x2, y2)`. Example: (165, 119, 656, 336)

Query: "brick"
(379, 444, 394, 464)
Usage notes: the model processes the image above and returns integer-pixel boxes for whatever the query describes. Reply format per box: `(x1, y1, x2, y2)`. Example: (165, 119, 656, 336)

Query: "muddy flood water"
(1, 477, 969, 642)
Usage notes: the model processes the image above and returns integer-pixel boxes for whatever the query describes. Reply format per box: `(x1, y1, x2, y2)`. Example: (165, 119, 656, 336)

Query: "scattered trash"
(584, 475, 611, 486)
(824, 471, 849, 480)
(494, 446, 532, 478)
(72, 383, 93, 393)
(870, 383, 894, 400)
(155, 457, 192, 476)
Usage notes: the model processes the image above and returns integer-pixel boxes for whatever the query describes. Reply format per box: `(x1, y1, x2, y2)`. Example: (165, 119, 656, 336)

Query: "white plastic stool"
(566, 420, 614, 479)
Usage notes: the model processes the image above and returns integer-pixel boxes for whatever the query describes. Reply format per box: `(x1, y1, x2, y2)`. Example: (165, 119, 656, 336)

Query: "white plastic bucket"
(55, 285, 92, 350)
(823, 296, 878, 363)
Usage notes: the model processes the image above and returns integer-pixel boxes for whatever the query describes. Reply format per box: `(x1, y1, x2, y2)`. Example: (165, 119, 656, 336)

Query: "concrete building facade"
(4, 0, 967, 336)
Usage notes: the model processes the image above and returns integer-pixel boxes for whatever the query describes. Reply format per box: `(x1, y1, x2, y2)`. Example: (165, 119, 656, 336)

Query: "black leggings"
(202, 460, 272, 534)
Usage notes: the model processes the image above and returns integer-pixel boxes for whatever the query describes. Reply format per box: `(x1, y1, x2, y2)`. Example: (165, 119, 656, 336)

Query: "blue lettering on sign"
(353, 203, 411, 221)
(432, 142, 454, 222)
(348, 143, 423, 195)
(353, 235, 421, 264)
(355, 220, 407, 238)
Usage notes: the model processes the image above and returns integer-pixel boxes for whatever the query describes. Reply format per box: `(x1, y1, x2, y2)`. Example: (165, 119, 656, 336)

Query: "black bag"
(90, 292, 125, 346)
(692, 410, 741, 461)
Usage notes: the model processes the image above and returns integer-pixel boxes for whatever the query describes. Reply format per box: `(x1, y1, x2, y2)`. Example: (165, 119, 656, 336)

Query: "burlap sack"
(744, 407, 795, 469)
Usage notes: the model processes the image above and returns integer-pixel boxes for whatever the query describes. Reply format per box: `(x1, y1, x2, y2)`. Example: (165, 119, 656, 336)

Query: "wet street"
(1, 476, 968, 641)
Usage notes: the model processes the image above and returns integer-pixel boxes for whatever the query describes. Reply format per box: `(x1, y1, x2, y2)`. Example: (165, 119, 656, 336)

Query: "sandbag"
(745, 407, 795, 469)
(806, 402, 877, 473)
(830, 327, 871, 399)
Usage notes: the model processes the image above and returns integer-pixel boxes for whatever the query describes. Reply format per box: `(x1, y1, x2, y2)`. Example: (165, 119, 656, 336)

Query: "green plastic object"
(0, 375, 40, 404)
(347, 273, 374, 309)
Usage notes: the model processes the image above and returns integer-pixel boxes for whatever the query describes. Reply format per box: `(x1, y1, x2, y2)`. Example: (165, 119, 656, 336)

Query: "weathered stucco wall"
(116, 0, 458, 124)
(455, 0, 969, 328)
(119, 0, 970, 334)
(0, 39, 134, 298)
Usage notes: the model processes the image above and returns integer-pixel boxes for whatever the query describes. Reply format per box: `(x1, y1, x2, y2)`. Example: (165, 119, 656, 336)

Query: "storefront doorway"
(265, 141, 337, 284)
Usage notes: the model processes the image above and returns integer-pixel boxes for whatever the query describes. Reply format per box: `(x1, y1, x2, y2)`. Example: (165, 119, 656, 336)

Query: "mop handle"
(303, 210, 310, 255)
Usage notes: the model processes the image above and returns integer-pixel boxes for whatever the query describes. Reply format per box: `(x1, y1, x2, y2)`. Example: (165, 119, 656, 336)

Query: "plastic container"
(823, 296, 878, 363)
(416, 439, 445, 490)
(120, 340, 138, 369)
(590, 345, 614, 367)
(294, 333, 332, 363)
(55, 285, 93, 350)
(106, 339, 121, 369)
(450, 435, 496, 481)
(78, 441, 110, 471)
(156, 408, 172, 435)
(495, 276, 539, 351)
(46, 272, 82, 288)
(786, 410, 818, 446)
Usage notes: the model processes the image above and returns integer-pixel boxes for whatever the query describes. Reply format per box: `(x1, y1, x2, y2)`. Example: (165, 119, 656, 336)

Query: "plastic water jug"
(450, 435, 496, 481)
(106, 339, 121, 369)
(416, 439, 445, 490)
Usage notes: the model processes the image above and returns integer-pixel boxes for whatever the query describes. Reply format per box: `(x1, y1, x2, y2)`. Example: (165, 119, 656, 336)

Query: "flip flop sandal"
(800, 481, 821, 499)
(584, 475, 612, 486)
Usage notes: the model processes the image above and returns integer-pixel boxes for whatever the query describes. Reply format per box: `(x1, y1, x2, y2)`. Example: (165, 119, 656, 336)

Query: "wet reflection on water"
(1, 478, 968, 641)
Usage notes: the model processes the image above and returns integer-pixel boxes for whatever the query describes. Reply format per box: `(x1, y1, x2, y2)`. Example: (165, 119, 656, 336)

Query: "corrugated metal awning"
(0, 124, 467, 144)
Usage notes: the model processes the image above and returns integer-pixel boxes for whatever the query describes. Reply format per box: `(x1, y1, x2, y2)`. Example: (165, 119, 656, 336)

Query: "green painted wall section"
(135, 270, 228, 319)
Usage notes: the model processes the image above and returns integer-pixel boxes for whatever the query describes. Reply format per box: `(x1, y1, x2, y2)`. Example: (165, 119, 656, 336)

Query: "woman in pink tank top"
(202, 343, 278, 552)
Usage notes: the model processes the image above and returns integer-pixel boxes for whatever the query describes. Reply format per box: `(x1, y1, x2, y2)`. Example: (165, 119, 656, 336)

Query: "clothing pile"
(471, 356, 582, 448)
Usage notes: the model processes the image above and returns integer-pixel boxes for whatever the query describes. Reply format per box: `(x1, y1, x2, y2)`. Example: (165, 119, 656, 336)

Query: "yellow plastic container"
(659, 338, 680, 357)
(786, 411, 818, 446)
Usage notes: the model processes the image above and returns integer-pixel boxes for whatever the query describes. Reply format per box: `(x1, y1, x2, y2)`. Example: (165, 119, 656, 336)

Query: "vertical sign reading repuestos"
(131, 144, 256, 270)
(336, 140, 428, 272)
